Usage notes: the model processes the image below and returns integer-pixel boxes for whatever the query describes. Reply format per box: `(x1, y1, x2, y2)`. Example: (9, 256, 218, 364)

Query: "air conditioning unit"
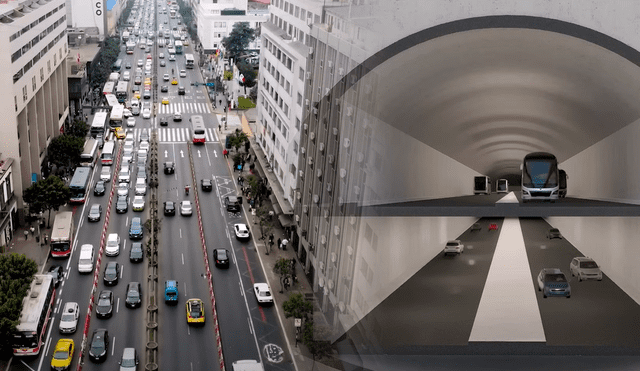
(305, 72, 311, 80)
(327, 61, 333, 69)
(308, 47, 314, 56)
(305, 99, 310, 106)
(338, 68, 344, 76)
(307, 17, 313, 26)
(312, 107, 318, 114)
(346, 107, 353, 116)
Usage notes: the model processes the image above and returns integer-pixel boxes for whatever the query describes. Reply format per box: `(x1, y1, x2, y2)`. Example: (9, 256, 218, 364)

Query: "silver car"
(570, 257, 603, 281)
(59, 302, 79, 334)
(443, 240, 464, 256)
(180, 200, 192, 216)
(100, 167, 112, 182)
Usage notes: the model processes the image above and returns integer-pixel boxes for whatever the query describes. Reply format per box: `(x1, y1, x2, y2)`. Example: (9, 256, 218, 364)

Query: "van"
(164, 280, 178, 303)
(112, 59, 123, 71)
(119, 347, 139, 370)
(496, 179, 509, 194)
(232, 360, 264, 371)
(473, 176, 492, 195)
(77, 244, 95, 273)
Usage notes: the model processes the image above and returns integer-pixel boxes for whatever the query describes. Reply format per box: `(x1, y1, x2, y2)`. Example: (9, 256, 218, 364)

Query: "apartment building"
(0, 0, 70, 213)
(0, 157, 18, 249)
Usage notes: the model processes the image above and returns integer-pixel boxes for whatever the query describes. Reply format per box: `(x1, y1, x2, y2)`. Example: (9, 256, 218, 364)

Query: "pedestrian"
(241, 160, 246, 170)
(277, 238, 282, 250)
(24, 230, 29, 240)
(218, 124, 221, 132)
(282, 238, 289, 250)
(223, 149, 228, 158)
(30, 226, 35, 235)
(219, 99, 222, 105)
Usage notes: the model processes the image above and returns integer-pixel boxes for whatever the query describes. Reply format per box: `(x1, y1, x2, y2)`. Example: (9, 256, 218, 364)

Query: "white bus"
(50, 211, 74, 258)
(12, 275, 56, 356)
(110, 104, 124, 128)
(116, 81, 129, 103)
(102, 81, 115, 96)
(101, 142, 116, 165)
(108, 72, 120, 82)
(175, 40, 183, 54)
(79, 138, 99, 168)
(126, 41, 136, 54)
(185, 53, 195, 69)
(105, 94, 120, 108)
(90, 111, 109, 137)
(190, 115, 206, 144)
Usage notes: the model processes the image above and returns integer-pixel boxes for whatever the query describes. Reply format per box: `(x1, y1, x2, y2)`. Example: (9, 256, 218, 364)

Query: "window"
(293, 140, 298, 154)
(295, 6, 300, 17)
(296, 117, 300, 130)
(40, 67, 44, 82)
(22, 86, 28, 102)
(11, 50, 21, 62)
(297, 93, 302, 106)
(301, 9, 306, 20)
(283, 103, 289, 116)
(32, 76, 36, 92)
(53, 53, 57, 66)
(47, 60, 51, 73)
(282, 124, 288, 138)
(299, 67, 304, 81)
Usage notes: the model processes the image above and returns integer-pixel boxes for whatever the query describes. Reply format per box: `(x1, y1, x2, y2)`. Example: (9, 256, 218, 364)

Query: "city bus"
(50, 211, 74, 258)
(105, 94, 119, 108)
(185, 53, 194, 69)
(521, 152, 559, 202)
(126, 41, 136, 54)
(12, 275, 56, 356)
(69, 166, 92, 203)
(473, 176, 491, 195)
(101, 141, 116, 165)
(102, 81, 115, 96)
(90, 111, 109, 137)
(175, 40, 183, 54)
(116, 81, 129, 103)
(79, 138, 99, 168)
(190, 115, 206, 144)
(112, 59, 122, 71)
(170, 8, 176, 18)
(109, 104, 124, 128)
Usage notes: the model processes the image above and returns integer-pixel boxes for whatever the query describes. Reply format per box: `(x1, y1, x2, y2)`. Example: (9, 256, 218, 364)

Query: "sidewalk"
(217, 111, 343, 371)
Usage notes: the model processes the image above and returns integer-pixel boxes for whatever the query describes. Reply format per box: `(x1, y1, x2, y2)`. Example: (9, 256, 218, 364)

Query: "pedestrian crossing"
(107, 127, 218, 143)
(157, 102, 212, 115)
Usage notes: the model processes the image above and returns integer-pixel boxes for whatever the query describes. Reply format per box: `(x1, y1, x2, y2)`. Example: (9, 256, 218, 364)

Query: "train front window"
(524, 160, 557, 188)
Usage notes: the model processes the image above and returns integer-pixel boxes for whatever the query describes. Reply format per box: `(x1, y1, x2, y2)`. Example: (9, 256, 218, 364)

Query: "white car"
(119, 166, 131, 183)
(134, 178, 147, 195)
(159, 52, 164, 59)
(142, 108, 151, 119)
(122, 149, 133, 164)
(163, 73, 170, 81)
(234, 223, 250, 240)
(132, 195, 145, 211)
(253, 283, 273, 304)
(443, 240, 464, 256)
(180, 200, 192, 216)
(139, 141, 150, 152)
(117, 182, 129, 196)
(100, 167, 111, 182)
(123, 108, 133, 118)
(123, 71, 130, 81)
(127, 117, 136, 127)
(179, 69, 186, 77)
(58, 302, 79, 334)
(105, 233, 120, 256)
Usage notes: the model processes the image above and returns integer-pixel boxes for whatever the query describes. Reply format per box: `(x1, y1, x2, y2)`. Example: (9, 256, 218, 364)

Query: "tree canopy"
(283, 292, 313, 321)
(22, 175, 70, 226)
(237, 61, 257, 88)
(222, 22, 256, 62)
(0, 254, 37, 353)
(47, 135, 84, 170)
(66, 119, 89, 138)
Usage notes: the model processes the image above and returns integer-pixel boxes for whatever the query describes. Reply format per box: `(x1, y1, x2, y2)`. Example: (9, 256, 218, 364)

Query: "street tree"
(237, 61, 257, 91)
(302, 321, 334, 370)
(273, 257, 292, 293)
(221, 22, 256, 62)
(67, 119, 89, 138)
(282, 292, 313, 322)
(228, 130, 249, 153)
(47, 135, 84, 171)
(22, 176, 71, 227)
(253, 203, 274, 252)
(0, 254, 37, 353)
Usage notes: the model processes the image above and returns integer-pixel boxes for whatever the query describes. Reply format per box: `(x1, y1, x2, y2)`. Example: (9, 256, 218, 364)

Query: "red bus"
(12, 275, 56, 356)
(50, 211, 74, 258)
(190, 115, 206, 144)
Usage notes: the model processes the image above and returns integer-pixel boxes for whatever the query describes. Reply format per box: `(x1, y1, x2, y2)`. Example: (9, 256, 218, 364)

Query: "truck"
(164, 280, 178, 303)
(122, 31, 130, 42)
(108, 72, 120, 82)
(473, 176, 492, 195)
(231, 360, 264, 371)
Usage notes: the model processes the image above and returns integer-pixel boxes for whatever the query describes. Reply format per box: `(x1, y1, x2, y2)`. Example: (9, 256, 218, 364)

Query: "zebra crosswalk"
(157, 102, 212, 115)
(107, 127, 218, 143)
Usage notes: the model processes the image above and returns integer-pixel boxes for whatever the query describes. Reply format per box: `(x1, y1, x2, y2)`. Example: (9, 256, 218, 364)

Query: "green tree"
(23, 176, 71, 227)
(252, 203, 274, 252)
(48, 135, 84, 170)
(89, 37, 121, 89)
(221, 22, 256, 62)
(237, 61, 257, 89)
(67, 119, 89, 138)
(228, 131, 248, 153)
(223, 70, 233, 81)
(0, 254, 38, 353)
(282, 293, 313, 321)
(273, 257, 292, 293)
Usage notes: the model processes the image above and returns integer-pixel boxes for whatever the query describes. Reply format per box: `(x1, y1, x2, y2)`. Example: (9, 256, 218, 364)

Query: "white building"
(0, 0, 70, 212)
(195, 0, 268, 54)
(65, 0, 107, 36)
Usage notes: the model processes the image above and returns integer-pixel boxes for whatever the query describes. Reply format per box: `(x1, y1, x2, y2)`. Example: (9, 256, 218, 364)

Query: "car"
(96, 133, 104, 149)
(139, 129, 150, 142)
(178, 86, 185, 95)
(160, 59, 166, 67)
(142, 108, 151, 119)
(137, 59, 143, 67)
(114, 127, 127, 139)
(137, 168, 147, 182)
(94, 180, 106, 196)
(164, 201, 176, 215)
(162, 97, 169, 105)
(127, 117, 136, 127)
(179, 69, 186, 77)
(118, 348, 139, 371)
(103, 261, 120, 286)
(201, 178, 212, 191)
(123, 71, 131, 81)
(129, 217, 144, 240)
(163, 73, 170, 81)
(88, 204, 102, 222)
(125, 61, 132, 69)
(213, 249, 229, 268)
(58, 302, 79, 334)
(116, 194, 129, 213)
(224, 196, 241, 212)
(96, 290, 114, 319)
(443, 240, 464, 255)
(118, 166, 131, 183)
(88, 328, 109, 362)
(160, 116, 168, 126)
(132, 195, 145, 211)
(123, 108, 132, 118)
(135, 178, 147, 195)
(537, 268, 571, 298)
(161, 84, 168, 92)
(131, 104, 140, 115)
(164, 161, 175, 174)
(547, 228, 562, 239)
(48, 265, 64, 287)
(51, 339, 74, 371)
(253, 283, 273, 304)
(130, 242, 144, 263)
(171, 78, 178, 85)
(234, 223, 250, 240)
(173, 111, 182, 121)
(105, 233, 120, 256)
(124, 282, 142, 308)
(134, 75, 142, 85)
(180, 200, 193, 216)
(100, 166, 111, 182)
(143, 88, 151, 98)
(169, 54, 175, 61)
(185, 298, 205, 324)
(117, 182, 129, 196)
(570, 257, 603, 281)
(122, 149, 134, 164)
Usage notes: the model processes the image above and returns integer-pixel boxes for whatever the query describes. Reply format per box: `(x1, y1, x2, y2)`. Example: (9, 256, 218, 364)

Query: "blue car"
(537, 268, 571, 298)
(129, 217, 144, 240)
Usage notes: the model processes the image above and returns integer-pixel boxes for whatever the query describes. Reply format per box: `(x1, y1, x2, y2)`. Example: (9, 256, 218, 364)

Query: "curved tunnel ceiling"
(356, 16, 640, 184)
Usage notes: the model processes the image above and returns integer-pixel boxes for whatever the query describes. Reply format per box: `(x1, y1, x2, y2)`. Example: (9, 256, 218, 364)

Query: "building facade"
(65, 0, 107, 36)
(0, 157, 18, 250)
(1, 0, 70, 213)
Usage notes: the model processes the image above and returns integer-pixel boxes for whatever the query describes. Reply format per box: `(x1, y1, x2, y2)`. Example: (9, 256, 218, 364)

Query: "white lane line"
(469, 217, 545, 342)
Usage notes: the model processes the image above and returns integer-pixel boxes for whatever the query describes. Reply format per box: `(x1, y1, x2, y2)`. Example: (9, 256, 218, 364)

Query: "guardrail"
(145, 128, 160, 370)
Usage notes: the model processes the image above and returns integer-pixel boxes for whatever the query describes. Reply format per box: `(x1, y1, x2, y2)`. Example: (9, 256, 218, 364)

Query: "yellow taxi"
(171, 78, 178, 85)
(50, 339, 74, 371)
(162, 97, 169, 105)
(183, 39, 189, 46)
(114, 127, 126, 139)
(186, 298, 205, 324)
(144, 78, 152, 85)
(133, 91, 141, 99)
